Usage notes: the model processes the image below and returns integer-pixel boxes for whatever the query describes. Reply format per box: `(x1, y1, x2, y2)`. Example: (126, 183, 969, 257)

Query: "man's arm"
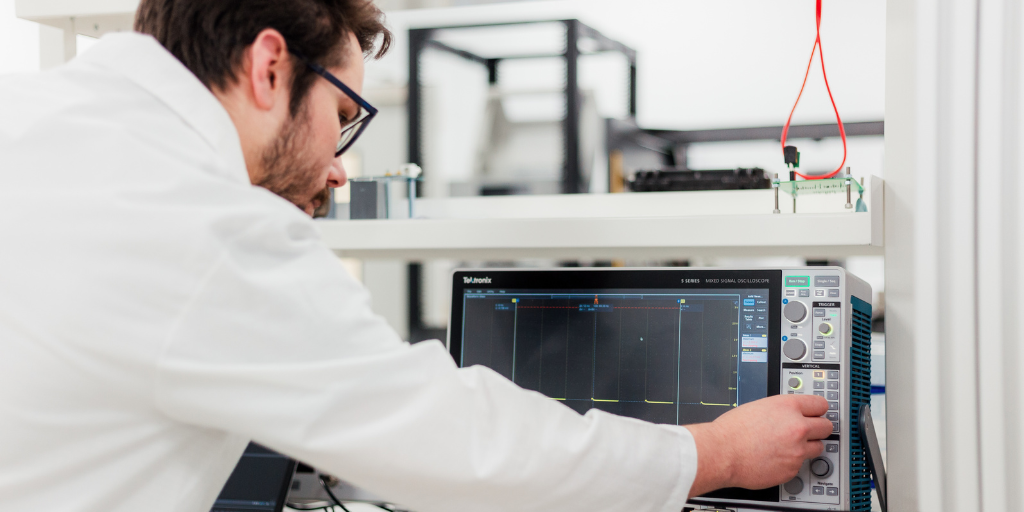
(153, 220, 696, 512)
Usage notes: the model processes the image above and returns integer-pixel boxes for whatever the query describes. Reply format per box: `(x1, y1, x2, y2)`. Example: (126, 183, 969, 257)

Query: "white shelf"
(318, 176, 883, 260)
(16, 0, 137, 38)
(15, 0, 137, 18)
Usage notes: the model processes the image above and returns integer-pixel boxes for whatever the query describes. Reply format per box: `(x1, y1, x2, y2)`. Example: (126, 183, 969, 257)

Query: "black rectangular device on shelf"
(628, 167, 771, 192)
(447, 268, 872, 512)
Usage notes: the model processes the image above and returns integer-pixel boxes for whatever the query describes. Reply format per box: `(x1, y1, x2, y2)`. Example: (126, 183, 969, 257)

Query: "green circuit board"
(776, 177, 864, 196)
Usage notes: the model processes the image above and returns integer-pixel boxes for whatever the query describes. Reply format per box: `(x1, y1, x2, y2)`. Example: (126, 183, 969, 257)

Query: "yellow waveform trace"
(700, 401, 734, 407)
(645, 400, 674, 404)
(550, 397, 566, 401)
(592, 398, 619, 403)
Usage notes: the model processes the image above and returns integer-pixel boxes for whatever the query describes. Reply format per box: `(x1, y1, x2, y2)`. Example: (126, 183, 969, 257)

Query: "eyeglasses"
(289, 49, 378, 157)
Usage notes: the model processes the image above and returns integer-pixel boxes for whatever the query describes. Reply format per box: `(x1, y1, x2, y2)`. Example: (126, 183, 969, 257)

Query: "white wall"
(0, 0, 39, 75)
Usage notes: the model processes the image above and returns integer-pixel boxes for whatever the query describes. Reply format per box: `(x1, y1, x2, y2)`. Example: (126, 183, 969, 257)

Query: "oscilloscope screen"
(459, 288, 770, 425)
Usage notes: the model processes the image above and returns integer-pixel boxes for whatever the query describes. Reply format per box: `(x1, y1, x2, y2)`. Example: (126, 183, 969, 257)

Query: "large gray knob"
(784, 301, 808, 323)
(784, 476, 804, 495)
(783, 338, 807, 360)
(810, 457, 834, 478)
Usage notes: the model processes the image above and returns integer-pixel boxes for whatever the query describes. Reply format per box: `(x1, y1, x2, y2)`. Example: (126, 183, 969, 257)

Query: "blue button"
(782, 336, 789, 341)
(783, 298, 789, 304)
(743, 299, 755, 306)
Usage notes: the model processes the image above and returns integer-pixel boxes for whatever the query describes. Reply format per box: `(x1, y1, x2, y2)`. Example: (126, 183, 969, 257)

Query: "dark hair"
(134, 0, 391, 116)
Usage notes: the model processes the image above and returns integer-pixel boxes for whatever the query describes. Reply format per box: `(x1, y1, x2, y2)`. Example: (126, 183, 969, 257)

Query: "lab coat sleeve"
(153, 212, 698, 512)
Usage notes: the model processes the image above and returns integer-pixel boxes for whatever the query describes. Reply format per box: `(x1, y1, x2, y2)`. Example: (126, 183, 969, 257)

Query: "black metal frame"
(407, 19, 637, 195)
(607, 118, 885, 173)
(406, 20, 637, 341)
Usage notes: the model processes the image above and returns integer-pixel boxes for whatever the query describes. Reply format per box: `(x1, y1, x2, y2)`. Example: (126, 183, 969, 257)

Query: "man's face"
(254, 33, 365, 217)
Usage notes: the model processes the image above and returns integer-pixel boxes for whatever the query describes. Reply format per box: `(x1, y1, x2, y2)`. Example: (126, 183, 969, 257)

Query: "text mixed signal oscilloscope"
(448, 268, 874, 512)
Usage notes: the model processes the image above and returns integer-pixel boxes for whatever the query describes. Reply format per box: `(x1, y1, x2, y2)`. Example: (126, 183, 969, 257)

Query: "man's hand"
(685, 395, 833, 498)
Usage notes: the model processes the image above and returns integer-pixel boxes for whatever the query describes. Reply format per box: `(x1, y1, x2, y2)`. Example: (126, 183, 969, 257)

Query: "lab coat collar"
(78, 32, 250, 184)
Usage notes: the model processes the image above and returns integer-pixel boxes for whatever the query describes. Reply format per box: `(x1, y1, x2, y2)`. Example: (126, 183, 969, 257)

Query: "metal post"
(563, 20, 581, 194)
(628, 63, 638, 118)
(773, 173, 781, 214)
(845, 166, 853, 209)
(407, 29, 430, 168)
(487, 58, 499, 85)
(790, 169, 797, 213)
(405, 29, 431, 342)
(408, 178, 417, 219)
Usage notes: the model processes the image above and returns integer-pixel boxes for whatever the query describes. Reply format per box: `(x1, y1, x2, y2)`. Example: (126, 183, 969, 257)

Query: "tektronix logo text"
(463, 276, 492, 284)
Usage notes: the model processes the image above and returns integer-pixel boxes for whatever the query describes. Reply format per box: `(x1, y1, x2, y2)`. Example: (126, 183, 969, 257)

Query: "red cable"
(780, 0, 847, 180)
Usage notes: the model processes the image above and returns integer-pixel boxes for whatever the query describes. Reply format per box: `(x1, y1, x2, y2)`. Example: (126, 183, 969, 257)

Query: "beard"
(254, 105, 331, 217)
(310, 187, 332, 218)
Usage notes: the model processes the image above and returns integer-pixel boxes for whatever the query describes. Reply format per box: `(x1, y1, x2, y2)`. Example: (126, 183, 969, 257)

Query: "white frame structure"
(885, 0, 1024, 510)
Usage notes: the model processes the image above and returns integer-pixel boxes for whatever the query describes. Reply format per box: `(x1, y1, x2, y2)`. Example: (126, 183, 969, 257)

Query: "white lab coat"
(0, 33, 696, 512)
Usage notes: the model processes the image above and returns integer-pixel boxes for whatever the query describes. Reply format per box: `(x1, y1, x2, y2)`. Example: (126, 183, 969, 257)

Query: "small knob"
(788, 377, 803, 390)
(810, 457, 834, 478)
(818, 323, 833, 335)
(783, 338, 807, 360)
(784, 301, 808, 323)
(783, 476, 804, 495)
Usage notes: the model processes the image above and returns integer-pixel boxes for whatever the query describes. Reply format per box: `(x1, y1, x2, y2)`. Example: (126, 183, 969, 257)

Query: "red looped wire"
(780, 0, 847, 180)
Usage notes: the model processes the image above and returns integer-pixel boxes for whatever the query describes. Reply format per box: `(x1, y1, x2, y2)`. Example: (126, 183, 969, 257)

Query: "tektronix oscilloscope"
(448, 268, 873, 511)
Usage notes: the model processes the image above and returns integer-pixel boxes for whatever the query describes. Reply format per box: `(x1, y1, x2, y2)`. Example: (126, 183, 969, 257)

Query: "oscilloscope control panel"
(771, 269, 870, 511)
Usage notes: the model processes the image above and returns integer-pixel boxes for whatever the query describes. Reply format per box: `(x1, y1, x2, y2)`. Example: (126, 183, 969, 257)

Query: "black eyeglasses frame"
(289, 48, 378, 158)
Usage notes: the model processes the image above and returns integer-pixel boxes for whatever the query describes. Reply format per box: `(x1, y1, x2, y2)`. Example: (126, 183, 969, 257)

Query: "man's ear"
(247, 28, 291, 111)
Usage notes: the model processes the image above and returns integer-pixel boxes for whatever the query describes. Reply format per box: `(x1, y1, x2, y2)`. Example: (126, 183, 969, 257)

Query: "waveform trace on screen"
(460, 291, 758, 425)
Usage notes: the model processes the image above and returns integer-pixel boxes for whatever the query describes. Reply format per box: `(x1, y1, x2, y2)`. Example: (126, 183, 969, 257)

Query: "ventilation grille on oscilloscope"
(849, 296, 872, 511)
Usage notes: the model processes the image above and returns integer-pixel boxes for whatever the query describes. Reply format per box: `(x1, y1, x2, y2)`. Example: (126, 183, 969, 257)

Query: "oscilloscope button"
(818, 323, 833, 335)
(783, 477, 804, 495)
(783, 338, 807, 360)
(788, 377, 802, 390)
(784, 301, 808, 323)
(810, 458, 834, 478)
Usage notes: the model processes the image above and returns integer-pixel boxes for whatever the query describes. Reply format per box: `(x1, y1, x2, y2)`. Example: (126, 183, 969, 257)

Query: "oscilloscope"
(447, 267, 872, 511)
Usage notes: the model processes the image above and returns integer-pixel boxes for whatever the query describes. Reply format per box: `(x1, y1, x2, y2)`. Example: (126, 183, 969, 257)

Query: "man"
(0, 1, 833, 511)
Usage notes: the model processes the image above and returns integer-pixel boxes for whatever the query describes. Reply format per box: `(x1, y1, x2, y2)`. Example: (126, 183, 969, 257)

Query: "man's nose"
(327, 157, 347, 188)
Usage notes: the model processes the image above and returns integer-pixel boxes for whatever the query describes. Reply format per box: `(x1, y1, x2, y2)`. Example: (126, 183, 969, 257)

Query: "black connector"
(783, 145, 800, 168)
